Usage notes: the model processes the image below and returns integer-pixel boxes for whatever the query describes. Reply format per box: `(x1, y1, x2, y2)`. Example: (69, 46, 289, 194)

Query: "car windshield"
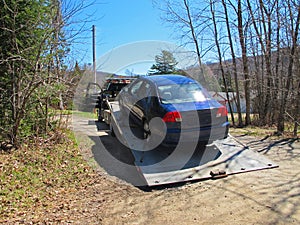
(158, 83, 210, 104)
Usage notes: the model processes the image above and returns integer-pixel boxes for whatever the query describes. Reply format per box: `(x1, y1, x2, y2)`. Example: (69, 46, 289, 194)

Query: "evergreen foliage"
(0, 0, 76, 147)
(148, 50, 179, 75)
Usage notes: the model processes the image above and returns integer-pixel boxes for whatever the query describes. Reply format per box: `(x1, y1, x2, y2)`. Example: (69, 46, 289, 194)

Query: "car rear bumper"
(162, 122, 229, 146)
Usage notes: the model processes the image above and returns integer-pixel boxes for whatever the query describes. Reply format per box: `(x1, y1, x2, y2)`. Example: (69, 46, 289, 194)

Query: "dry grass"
(0, 130, 97, 223)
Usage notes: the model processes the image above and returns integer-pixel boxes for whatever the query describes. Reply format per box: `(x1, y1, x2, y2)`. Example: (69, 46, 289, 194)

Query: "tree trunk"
(183, 0, 206, 86)
(222, 0, 243, 127)
(277, 4, 300, 134)
(294, 80, 300, 137)
(237, 0, 251, 125)
(210, 0, 235, 125)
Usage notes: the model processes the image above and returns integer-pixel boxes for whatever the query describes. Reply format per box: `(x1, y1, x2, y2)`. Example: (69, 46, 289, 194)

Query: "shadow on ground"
(84, 120, 222, 188)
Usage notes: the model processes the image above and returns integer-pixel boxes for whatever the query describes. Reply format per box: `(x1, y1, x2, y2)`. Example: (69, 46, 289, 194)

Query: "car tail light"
(216, 106, 228, 117)
(163, 111, 182, 122)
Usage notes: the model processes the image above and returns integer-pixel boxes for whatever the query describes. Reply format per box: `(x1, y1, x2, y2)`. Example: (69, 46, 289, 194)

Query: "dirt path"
(71, 116, 300, 225)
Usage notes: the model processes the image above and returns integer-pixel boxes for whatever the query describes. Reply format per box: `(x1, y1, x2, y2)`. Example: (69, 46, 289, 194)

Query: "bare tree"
(153, 0, 212, 86)
(236, 0, 251, 125)
(294, 76, 300, 136)
(221, 0, 243, 127)
(246, 0, 277, 125)
(277, 2, 300, 134)
(154, 0, 300, 135)
(209, 0, 235, 125)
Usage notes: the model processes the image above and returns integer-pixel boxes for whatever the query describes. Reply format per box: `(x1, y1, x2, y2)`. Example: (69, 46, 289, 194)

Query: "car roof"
(143, 74, 197, 86)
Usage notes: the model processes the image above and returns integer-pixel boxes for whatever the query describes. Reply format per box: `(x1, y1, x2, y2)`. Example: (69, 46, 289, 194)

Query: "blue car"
(118, 74, 229, 146)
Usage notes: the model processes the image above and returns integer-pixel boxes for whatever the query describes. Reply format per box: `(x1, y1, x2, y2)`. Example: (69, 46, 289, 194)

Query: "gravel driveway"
(72, 115, 300, 225)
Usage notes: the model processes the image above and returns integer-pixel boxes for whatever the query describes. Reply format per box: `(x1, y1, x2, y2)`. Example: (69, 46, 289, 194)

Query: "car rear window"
(158, 83, 211, 104)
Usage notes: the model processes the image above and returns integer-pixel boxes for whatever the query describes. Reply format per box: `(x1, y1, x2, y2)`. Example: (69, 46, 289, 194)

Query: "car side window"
(144, 83, 151, 98)
(136, 82, 149, 99)
(130, 80, 143, 96)
(144, 84, 157, 107)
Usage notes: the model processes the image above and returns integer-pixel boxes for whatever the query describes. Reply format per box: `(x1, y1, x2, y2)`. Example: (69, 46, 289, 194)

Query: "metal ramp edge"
(131, 137, 277, 186)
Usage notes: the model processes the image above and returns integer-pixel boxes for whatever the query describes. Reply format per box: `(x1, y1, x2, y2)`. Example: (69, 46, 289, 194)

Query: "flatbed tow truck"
(95, 77, 135, 123)
(98, 99, 278, 186)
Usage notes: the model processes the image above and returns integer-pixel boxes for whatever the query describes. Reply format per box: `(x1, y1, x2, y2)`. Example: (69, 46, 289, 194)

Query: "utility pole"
(92, 25, 96, 85)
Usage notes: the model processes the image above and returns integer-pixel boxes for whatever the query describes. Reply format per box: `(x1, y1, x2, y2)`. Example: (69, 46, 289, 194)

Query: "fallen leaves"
(0, 132, 101, 224)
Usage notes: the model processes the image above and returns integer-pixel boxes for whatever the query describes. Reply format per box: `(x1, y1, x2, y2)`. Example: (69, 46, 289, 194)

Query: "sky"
(70, 0, 197, 75)
(97, 0, 172, 52)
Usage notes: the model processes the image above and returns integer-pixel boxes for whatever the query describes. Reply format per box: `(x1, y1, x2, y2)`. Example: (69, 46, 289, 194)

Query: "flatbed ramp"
(132, 137, 277, 186)
(108, 101, 278, 186)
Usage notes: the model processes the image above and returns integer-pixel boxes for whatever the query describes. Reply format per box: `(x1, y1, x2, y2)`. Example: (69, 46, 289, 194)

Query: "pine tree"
(0, 0, 66, 146)
(148, 50, 178, 75)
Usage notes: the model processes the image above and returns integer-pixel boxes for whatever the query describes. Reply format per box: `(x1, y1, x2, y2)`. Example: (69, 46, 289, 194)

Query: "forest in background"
(0, 0, 91, 148)
(155, 0, 300, 135)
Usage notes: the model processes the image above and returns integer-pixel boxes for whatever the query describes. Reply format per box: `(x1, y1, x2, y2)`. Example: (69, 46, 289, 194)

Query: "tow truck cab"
(95, 77, 135, 121)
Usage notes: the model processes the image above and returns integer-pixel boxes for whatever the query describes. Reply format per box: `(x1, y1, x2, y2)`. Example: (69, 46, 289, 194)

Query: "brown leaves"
(0, 134, 99, 223)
